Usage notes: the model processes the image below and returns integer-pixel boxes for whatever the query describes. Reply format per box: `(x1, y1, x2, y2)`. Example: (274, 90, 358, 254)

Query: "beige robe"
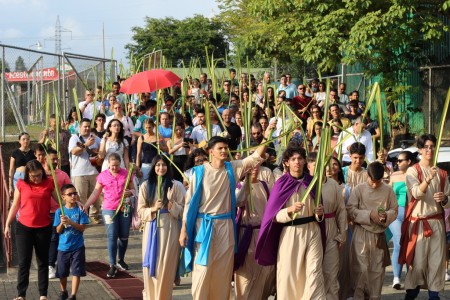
(347, 182, 398, 299)
(138, 180, 186, 300)
(275, 180, 325, 300)
(322, 178, 347, 300)
(182, 152, 264, 300)
(339, 167, 367, 299)
(234, 175, 275, 300)
(404, 165, 450, 292)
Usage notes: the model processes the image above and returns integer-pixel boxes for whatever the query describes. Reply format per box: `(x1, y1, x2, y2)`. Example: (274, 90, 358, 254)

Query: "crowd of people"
(4, 71, 450, 300)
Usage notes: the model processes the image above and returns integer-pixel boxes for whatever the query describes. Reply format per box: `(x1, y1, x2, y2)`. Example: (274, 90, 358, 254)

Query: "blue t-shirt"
(54, 206, 90, 252)
(158, 125, 172, 138)
(133, 114, 156, 135)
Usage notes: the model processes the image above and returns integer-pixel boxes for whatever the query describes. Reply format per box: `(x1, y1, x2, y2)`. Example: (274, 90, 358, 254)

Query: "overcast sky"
(0, 0, 219, 63)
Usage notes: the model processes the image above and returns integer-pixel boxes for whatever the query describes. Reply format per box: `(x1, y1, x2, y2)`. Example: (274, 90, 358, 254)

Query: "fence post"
(1, 46, 5, 142)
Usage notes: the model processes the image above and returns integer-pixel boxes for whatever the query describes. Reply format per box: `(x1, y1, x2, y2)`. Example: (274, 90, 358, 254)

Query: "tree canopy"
(218, 0, 450, 79)
(126, 15, 230, 67)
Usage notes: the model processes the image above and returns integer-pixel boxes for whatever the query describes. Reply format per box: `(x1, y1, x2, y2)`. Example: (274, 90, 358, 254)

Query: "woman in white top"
(105, 102, 134, 145)
(314, 81, 327, 107)
(99, 119, 130, 171)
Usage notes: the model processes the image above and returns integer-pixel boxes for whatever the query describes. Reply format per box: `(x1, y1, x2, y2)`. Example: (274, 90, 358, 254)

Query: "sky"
(0, 0, 219, 64)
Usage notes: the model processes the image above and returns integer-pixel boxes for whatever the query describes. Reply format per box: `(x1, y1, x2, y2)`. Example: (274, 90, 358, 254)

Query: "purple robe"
(254, 172, 326, 266)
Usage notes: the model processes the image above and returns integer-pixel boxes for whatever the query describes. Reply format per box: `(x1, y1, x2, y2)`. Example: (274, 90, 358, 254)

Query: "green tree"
(126, 15, 230, 67)
(14, 56, 26, 72)
(219, 0, 450, 76)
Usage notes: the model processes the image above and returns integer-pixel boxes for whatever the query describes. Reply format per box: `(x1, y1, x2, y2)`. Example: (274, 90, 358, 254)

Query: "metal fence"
(0, 44, 117, 141)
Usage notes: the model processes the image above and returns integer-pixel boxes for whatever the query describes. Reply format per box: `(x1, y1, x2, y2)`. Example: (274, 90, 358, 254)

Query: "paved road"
(2, 224, 450, 299)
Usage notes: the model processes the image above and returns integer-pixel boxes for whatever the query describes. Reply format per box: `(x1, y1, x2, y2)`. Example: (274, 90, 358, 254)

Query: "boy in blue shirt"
(54, 184, 90, 300)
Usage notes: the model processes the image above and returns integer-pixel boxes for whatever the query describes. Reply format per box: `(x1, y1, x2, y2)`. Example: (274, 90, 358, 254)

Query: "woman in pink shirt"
(84, 153, 135, 278)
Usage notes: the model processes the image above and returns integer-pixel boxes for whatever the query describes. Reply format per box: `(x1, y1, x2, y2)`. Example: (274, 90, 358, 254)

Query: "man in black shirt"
(222, 109, 242, 151)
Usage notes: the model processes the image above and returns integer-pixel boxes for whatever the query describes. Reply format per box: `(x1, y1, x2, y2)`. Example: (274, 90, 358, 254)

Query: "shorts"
(56, 246, 86, 278)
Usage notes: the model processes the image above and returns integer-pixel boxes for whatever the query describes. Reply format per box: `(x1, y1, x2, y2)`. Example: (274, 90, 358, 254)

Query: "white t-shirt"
(79, 101, 101, 120)
(104, 115, 134, 138)
(68, 134, 101, 176)
(190, 124, 222, 144)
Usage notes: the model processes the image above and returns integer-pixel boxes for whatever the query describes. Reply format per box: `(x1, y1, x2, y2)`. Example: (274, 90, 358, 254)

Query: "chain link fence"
(0, 44, 117, 142)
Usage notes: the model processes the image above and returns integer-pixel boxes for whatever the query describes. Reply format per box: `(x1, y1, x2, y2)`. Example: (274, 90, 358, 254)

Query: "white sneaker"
(446, 272, 450, 281)
(48, 266, 56, 279)
(392, 277, 401, 290)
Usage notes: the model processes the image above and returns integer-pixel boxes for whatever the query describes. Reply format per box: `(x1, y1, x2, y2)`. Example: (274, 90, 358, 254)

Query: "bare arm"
(8, 157, 15, 195)
(124, 146, 130, 170)
(4, 189, 21, 238)
(83, 182, 103, 213)
(136, 137, 142, 167)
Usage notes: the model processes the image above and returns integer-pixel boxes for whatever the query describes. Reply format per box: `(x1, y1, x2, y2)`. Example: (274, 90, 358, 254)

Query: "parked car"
(388, 145, 450, 173)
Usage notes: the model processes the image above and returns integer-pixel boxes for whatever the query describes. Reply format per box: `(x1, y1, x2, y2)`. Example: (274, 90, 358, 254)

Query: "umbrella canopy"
(120, 69, 181, 94)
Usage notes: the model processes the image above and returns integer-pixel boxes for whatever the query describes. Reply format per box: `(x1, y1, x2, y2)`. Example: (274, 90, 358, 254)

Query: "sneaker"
(446, 272, 450, 281)
(13, 297, 25, 300)
(48, 266, 56, 279)
(107, 265, 117, 278)
(116, 260, 129, 271)
(392, 277, 401, 290)
(68, 295, 76, 300)
(58, 291, 68, 300)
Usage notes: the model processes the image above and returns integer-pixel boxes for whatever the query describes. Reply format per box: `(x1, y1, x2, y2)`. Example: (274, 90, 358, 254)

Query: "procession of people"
(4, 72, 450, 300)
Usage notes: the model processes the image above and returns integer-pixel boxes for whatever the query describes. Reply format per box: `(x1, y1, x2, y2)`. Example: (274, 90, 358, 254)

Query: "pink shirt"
(50, 169, 72, 213)
(97, 168, 133, 210)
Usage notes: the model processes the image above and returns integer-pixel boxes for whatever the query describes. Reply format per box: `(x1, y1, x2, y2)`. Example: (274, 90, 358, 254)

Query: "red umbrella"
(120, 69, 181, 94)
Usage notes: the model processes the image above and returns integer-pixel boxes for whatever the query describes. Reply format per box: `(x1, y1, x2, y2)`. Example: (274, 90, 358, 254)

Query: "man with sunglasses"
(79, 89, 102, 120)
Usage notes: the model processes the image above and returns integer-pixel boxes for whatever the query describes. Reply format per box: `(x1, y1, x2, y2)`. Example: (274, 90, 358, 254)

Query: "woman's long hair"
(105, 119, 125, 146)
(146, 155, 174, 207)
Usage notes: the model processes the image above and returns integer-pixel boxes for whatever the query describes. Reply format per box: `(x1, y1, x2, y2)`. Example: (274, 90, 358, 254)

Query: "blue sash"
(143, 209, 169, 277)
(183, 162, 237, 272)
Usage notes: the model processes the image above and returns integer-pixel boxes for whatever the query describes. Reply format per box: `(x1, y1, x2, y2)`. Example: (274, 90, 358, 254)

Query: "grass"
(2, 124, 45, 142)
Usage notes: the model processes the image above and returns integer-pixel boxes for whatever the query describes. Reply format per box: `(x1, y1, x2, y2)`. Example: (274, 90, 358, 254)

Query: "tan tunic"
(322, 178, 347, 300)
(234, 177, 275, 300)
(404, 165, 450, 291)
(138, 180, 185, 300)
(275, 180, 325, 300)
(182, 152, 264, 300)
(347, 182, 398, 299)
(344, 167, 368, 190)
(339, 167, 367, 299)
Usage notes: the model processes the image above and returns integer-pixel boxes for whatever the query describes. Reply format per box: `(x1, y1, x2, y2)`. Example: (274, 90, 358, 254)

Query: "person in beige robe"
(347, 161, 398, 300)
(307, 152, 347, 300)
(338, 142, 368, 299)
(403, 134, 450, 300)
(138, 155, 186, 300)
(179, 136, 266, 300)
(234, 167, 275, 300)
(265, 146, 325, 300)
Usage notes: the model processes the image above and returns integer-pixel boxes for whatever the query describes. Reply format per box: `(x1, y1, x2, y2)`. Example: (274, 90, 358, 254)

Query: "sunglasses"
(397, 159, 408, 163)
(64, 192, 78, 197)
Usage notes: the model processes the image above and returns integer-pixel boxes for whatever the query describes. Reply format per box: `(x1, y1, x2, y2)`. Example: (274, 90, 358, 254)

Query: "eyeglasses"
(251, 132, 261, 136)
(298, 87, 305, 90)
(397, 159, 408, 163)
(86, 94, 93, 96)
(64, 192, 78, 197)
(29, 173, 42, 178)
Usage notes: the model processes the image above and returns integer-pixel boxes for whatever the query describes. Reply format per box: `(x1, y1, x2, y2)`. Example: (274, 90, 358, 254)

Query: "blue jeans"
(102, 209, 132, 266)
(389, 205, 405, 278)
(140, 163, 152, 185)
